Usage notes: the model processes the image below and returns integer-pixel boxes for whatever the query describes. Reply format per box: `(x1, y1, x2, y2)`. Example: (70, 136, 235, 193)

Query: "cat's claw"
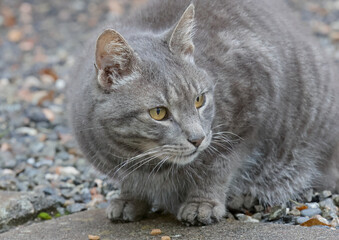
(106, 198, 149, 222)
(177, 200, 225, 226)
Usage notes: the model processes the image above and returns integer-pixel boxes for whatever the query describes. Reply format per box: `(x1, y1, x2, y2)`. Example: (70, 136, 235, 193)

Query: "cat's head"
(93, 4, 214, 165)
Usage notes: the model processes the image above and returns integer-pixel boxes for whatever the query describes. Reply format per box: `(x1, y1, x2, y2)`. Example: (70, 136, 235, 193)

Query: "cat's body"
(68, 0, 339, 225)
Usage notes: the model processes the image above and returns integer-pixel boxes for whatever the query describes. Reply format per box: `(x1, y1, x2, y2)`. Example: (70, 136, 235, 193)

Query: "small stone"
(15, 127, 38, 136)
(296, 216, 310, 224)
(225, 212, 235, 220)
(330, 217, 339, 228)
(31, 142, 44, 153)
(330, 32, 339, 42)
(34, 158, 53, 168)
(161, 236, 171, 240)
(320, 190, 332, 200)
(26, 107, 49, 123)
(254, 205, 264, 212)
(7, 29, 23, 42)
(56, 207, 66, 215)
(313, 215, 330, 225)
(332, 194, 339, 207)
(236, 213, 259, 223)
(321, 208, 337, 219)
(252, 212, 262, 220)
(301, 208, 322, 217)
(268, 206, 286, 221)
(305, 202, 319, 209)
(288, 209, 301, 216)
(88, 235, 100, 240)
(43, 187, 57, 196)
(81, 188, 92, 203)
(150, 229, 162, 236)
(319, 198, 336, 211)
(55, 79, 66, 90)
(66, 203, 87, 213)
(283, 215, 294, 223)
(58, 166, 80, 176)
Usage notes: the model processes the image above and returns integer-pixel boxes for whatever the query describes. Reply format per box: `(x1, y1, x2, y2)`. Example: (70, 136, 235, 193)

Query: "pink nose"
(188, 137, 205, 148)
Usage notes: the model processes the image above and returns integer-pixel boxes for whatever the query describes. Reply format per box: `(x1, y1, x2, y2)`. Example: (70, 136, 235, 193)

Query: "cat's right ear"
(167, 4, 195, 60)
(95, 29, 139, 90)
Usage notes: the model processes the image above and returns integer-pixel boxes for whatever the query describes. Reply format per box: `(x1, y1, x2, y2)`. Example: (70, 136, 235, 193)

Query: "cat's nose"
(188, 136, 205, 148)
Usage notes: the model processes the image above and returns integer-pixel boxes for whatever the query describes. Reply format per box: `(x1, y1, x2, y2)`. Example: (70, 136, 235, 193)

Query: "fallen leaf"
(39, 68, 58, 81)
(38, 212, 52, 220)
(300, 218, 331, 227)
(296, 205, 308, 211)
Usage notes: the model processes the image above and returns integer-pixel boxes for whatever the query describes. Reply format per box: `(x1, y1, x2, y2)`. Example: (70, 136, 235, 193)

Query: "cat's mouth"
(169, 131, 212, 165)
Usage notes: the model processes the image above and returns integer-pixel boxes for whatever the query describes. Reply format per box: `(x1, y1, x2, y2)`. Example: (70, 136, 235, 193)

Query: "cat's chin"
(168, 152, 200, 165)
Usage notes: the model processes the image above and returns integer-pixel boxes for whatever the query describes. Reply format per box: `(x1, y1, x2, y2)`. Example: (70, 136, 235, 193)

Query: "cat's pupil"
(196, 97, 200, 102)
(156, 108, 161, 115)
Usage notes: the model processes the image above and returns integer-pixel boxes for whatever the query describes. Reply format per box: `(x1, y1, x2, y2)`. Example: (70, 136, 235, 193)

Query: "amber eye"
(195, 94, 205, 108)
(149, 107, 167, 121)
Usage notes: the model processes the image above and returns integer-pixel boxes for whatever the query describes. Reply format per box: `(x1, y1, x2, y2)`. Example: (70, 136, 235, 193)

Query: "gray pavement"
(1, 209, 338, 240)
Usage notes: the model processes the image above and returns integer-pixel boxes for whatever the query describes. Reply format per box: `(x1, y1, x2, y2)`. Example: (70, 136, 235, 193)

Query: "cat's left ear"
(168, 4, 195, 60)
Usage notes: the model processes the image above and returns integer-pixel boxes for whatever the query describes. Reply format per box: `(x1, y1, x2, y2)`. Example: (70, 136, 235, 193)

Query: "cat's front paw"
(177, 199, 225, 226)
(106, 198, 149, 222)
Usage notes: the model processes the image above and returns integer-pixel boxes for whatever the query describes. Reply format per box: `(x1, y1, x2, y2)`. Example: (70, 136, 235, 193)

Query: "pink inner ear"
(169, 4, 195, 58)
(94, 29, 139, 90)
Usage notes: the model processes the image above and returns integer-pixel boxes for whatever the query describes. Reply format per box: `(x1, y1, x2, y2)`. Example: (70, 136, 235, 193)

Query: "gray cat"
(68, 0, 339, 225)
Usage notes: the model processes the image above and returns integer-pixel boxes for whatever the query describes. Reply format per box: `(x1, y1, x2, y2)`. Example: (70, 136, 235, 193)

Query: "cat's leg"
(106, 195, 149, 222)
(177, 165, 232, 225)
(177, 189, 226, 225)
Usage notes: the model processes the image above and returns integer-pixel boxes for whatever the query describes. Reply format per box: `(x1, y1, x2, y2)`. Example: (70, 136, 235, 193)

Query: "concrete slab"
(0, 209, 338, 240)
(0, 191, 58, 233)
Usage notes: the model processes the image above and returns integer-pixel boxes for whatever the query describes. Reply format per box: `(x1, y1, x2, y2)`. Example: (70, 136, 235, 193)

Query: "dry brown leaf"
(296, 205, 308, 211)
(39, 68, 58, 81)
(300, 218, 332, 227)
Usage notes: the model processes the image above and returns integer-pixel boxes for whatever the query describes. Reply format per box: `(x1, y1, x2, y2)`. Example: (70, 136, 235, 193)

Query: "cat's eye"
(149, 107, 167, 121)
(195, 94, 205, 108)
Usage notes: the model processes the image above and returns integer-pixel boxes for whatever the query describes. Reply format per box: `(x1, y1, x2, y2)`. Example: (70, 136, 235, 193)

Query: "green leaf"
(38, 212, 52, 220)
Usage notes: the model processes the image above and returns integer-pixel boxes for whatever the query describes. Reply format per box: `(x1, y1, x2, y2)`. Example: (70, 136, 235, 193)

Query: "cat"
(67, 0, 339, 225)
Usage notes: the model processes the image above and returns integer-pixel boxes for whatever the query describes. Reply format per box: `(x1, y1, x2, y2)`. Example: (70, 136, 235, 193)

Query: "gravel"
(0, 0, 338, 234)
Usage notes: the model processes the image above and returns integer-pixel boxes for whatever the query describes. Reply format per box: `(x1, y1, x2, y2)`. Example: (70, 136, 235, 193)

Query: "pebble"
(313, 215, 330, 225)
(15, 127, 38, 136)
(268, 206, 287, 221)
(320, 190, 332, 200)
(288, 209, 301, 216)
(236, 214, 260, 223)
(58, 166, 80, 176)
(332, 194, 339, 207)
(296, 216, 310, 224)
(319, 198, 336, 211)
(66, 203, 87, 213)
(306, 202, 319, 209)
(301, 208, 322, 217)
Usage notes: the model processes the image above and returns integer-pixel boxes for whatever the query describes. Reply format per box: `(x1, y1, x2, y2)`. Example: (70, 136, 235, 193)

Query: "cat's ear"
(95, 29, 139, 90)
(168, 4, 195, 60)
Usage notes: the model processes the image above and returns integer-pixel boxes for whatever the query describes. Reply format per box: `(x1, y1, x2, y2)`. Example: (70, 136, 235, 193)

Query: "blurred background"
(0, 0, 338, 233)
